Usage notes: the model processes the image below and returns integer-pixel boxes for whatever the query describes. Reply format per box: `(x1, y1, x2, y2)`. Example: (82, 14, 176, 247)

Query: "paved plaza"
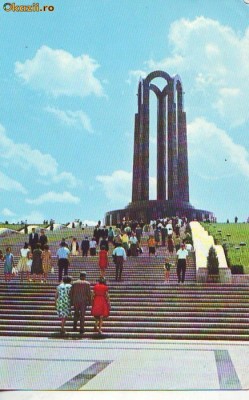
(0, 336, 249, 399)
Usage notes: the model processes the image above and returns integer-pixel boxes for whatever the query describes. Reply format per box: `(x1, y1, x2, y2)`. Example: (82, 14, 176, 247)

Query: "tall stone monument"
(105, 71, 213, 225)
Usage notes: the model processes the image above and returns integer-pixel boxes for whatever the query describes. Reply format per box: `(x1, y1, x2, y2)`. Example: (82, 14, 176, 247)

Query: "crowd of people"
(0, 216, 193, 284)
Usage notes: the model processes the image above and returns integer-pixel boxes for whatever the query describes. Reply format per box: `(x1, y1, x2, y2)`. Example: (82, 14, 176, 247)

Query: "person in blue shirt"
(3, 247, 15, 282)
(112, 243, 127, 281)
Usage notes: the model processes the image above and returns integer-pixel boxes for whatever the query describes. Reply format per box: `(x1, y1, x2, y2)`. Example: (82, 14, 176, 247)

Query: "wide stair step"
(1, 246, 249, 341)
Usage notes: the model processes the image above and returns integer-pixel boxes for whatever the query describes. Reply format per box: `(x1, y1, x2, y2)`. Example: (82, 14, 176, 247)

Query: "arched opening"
(148, 77, 170, 201)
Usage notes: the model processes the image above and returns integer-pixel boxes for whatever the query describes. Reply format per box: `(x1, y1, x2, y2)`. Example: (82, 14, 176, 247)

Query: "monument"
(105, 71, 214, 225)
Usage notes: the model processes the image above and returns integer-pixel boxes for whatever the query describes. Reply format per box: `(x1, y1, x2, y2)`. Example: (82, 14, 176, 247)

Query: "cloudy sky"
(1, 0, 249, 224)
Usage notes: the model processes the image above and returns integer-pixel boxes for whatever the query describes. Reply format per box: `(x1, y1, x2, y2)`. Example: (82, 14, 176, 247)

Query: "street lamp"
(235, 246, 241, 264)
(239, 242, 246, 262)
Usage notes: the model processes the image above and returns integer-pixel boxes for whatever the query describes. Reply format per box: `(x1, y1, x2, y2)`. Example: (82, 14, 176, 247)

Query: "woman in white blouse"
(17, 242, 31, 282)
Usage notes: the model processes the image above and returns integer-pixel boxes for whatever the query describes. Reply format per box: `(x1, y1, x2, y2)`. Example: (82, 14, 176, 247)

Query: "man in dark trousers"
(39, 229, 48, 250)
(29, 228, 39, 253)
(112, 243, 127, 281)
(56, 241, 70, 282)
(70, 271, 92, 334)
(176, 243, 189, 284)
(81, 236, 90, 256)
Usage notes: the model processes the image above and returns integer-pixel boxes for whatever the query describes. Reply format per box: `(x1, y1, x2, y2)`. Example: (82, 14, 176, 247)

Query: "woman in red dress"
(98, 246, 108, 278)
(91, 277, 110, 334)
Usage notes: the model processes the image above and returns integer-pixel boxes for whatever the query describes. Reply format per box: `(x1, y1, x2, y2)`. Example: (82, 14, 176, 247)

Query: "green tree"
(207, 246, 219, 275)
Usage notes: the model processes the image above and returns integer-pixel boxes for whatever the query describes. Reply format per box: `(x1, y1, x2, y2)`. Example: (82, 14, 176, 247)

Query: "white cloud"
(126, 70, 147, 85)
(2, 208, 16, 217)
(131, 17, 249, 125)
(26, 191, 80, 205)
(188, 117, 249, 179)
(19, 211, 45, 224)
(96, 170, 132, 204)
(0, 124, 79, 188)
(15, 45, 104, 98)
(45, 107, 93, 133)
(0, 170, 27, 193)
(96, 170, 157, 203)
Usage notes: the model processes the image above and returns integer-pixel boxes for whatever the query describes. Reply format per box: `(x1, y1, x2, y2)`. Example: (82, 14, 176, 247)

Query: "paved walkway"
(0, 337, 249, 399)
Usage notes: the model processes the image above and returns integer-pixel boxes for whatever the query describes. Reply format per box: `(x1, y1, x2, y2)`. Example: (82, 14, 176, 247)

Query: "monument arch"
(105, 71, 213, 224)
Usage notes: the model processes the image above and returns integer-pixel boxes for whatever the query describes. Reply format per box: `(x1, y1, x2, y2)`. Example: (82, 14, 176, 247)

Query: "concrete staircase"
(1, 252, 249, 340)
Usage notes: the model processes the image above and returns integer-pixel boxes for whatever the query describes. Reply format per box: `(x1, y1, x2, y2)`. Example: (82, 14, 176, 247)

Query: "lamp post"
(226, 234, 231, 248)
(217, 230, 222, 244)
(235, 246, 241, 264)
(239, 242, 246, 265)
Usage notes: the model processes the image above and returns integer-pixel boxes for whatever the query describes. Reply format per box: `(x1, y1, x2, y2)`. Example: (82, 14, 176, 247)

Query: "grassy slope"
(0, 224, 48, 231)
(0, 227, 94, 248)
(201, 223, 249, 273)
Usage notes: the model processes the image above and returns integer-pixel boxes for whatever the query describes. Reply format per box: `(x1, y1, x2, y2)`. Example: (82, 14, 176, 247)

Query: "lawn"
(0, 226, 94, 249)
(0, 223, 48, 231)
(201, 223, 249, 274)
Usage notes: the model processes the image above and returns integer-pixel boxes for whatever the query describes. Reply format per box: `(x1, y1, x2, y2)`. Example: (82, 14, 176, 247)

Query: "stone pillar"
(167, 83, 178, 200)
(140, 80, 150, 201)
(132, 80, 143, 203)
(132, 113, 140, 202)
(157, 94, 166, 200)
(178, 110, 189, 202)
(176, 82, 189, 202)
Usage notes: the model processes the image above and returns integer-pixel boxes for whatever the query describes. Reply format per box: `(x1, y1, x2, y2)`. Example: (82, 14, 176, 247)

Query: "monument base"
(105, 200, 214, 226)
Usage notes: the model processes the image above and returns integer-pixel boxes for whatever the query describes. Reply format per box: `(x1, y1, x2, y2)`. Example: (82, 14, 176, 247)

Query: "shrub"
(207, 246, 219, 275)
(185, 223, 192, 235)
(231, 265, 244, 274)
(184, 232, 193, 245)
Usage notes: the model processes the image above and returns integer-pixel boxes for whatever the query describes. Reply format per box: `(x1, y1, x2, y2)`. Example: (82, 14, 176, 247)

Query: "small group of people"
(57, 240, 126, 283)
(17, 241, 52, 282)
(0, 239, 52, 283)
(55, 272, 110, 335)
(28, 227, 48, 252)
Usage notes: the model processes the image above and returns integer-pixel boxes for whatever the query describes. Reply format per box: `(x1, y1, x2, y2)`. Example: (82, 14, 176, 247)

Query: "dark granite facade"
(105, 71, 214, 225)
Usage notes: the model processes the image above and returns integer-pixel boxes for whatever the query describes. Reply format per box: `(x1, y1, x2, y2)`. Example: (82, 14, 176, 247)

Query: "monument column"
(157, 94, 166, 200)
(178, 110, 189, 202)
(132, 80, 143, 202)
(140, 80, 150, 201)
(132, 112, 140, 202)
(167, 83, 178, 200)
(176, 83, 189, 202)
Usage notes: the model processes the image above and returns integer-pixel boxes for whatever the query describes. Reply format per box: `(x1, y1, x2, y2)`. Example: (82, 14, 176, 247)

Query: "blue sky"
(0, 0, 249, 224)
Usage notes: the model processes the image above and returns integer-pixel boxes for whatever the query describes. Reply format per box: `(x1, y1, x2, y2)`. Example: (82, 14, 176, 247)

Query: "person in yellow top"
(121, 232, 129, 254)
(147, 235, 156, 256)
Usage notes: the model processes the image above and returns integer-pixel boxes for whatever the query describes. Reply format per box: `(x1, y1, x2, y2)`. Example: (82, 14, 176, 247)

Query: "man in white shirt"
(185, 242, 193, 252)
(57, 242, 70, 282)
(89, 237, 97, 256)
(176, 243, 189, 283)
(166, 221, 173, 236)
(112, 243, 127, 281)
